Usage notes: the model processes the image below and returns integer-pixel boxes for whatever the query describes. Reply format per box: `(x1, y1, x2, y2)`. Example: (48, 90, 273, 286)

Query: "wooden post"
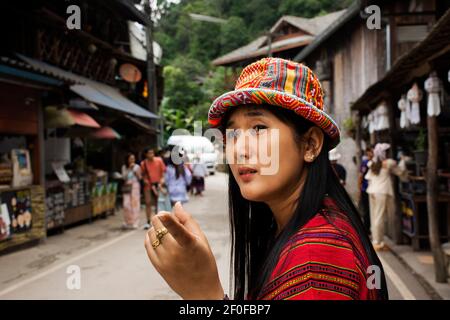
(386, 95, 403, 244)
(427, 115, 448, 282)
(354, 111, 362, 172)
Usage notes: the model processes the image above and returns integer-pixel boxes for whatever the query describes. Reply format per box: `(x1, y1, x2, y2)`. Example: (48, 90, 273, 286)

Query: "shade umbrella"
(45, 106, 100, 128)
(90, 127, 121, 139)
(66, 109, 100, 128)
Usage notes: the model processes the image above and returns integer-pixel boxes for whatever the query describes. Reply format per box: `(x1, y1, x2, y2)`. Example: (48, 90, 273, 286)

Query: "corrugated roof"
(212, 36, 267, 66)
(213, 10, 346, 66)
(270, 10, 346, 35)
(18, 54, 159, 119)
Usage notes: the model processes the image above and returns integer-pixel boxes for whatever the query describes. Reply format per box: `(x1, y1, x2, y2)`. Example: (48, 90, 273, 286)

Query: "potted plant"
(414, 128, 428, 166)
(343, 117, 356, 138)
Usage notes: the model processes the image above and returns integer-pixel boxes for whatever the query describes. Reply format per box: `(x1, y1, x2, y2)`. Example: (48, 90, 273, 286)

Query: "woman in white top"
(121, 153, 142, 229)
(365, 143, 405, 251)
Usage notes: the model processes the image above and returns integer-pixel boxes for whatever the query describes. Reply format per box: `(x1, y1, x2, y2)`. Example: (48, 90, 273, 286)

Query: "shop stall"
(352, 9, 450, 269)
(0, 82, 46, 254)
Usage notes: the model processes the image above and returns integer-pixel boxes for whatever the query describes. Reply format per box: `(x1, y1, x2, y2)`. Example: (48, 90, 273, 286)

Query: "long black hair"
(221, 104, 388, 300)
(167, 145, 187, 179)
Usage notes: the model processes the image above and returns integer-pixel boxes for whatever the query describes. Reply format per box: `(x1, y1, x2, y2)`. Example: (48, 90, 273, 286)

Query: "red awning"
(66, 109, 100, 128)
(90, 127, 121, 139)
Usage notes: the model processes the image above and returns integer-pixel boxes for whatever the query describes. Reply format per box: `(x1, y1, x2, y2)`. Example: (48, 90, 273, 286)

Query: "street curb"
(384, 238, 443, 300)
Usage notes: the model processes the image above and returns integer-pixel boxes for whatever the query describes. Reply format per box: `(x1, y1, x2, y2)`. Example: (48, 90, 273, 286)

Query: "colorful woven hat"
(208, 57, 340, 148)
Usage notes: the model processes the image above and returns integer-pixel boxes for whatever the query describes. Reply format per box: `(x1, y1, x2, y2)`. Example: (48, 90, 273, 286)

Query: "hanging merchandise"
(398, 94, 410, 129)
(424, 71, 442, 117)
(376, 101, 390, 131)
(362, 115, 369, 131)
(407, 82, 423, 125)
(368, 111, 375, 134)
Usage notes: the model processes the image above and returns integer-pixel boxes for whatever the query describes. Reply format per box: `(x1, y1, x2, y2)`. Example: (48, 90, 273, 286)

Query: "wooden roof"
(212, 10, 346, 67)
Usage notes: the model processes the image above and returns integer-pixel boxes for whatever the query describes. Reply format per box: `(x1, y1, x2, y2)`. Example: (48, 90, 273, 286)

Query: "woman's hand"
(144, 202, 224, 300)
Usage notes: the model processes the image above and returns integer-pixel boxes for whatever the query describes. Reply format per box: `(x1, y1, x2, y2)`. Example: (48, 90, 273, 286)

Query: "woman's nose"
(234, 130, 257, 163)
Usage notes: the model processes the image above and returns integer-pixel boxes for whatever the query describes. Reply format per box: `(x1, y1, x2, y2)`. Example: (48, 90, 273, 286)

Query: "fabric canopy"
(45, 107, 100, 128)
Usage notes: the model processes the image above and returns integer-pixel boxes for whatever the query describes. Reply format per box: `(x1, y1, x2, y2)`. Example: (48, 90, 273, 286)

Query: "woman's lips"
(238, 166, 258, 182)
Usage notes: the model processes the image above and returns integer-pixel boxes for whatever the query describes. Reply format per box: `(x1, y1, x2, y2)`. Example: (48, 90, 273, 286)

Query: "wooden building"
(0, 0, 163, 254)
(294, 0, 446, 201)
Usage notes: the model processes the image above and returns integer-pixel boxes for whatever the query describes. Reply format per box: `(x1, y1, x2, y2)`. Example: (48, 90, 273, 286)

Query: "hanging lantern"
(368, 111, 375, 134)
(362, 115, 369, 130)
(142, 80, 148, 98)
(372, 107, 380, 131)
(376, 101, 390, 131)
(407, 82, 423, 125)
(397, 94, 409, 129)
(424, 71, 442, 117)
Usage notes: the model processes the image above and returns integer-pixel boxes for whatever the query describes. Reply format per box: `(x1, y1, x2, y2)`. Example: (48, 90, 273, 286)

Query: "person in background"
(141, 148, 166, 230)
(161, 146, 171, 166)
(183, 152, 193, 194)
(191, 154, 208, 196)
(165, 150, 192, 206)
(121, 153, 141, 229)
(359, 147, 374, 235)
(365, 143, 406, 251)
(329, 148, 346, 186)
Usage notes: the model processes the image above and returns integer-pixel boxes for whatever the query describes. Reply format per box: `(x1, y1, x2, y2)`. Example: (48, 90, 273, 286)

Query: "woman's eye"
(253, 125, 268, 134)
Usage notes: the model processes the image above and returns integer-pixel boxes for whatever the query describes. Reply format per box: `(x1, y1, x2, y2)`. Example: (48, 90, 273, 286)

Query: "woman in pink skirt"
(121, 153, 142, 229)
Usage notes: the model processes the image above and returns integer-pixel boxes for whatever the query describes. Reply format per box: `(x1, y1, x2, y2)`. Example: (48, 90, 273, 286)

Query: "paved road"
(0, 172, 434, 299)
(0, 173, 230, 299)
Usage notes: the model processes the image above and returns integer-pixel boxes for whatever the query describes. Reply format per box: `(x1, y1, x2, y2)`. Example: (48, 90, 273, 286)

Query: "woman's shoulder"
(279, 208, 361, 265)
(260, 197, 374, 300)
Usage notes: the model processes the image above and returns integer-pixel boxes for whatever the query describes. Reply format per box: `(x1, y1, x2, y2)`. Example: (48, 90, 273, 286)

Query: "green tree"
(220, 16, 249, 54)
(155, 0, 354, 138)
(278, 0, 353, 18)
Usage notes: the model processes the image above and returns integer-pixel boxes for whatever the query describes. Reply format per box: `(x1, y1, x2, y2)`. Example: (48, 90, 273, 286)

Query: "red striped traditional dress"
(256, 197, 379, 300)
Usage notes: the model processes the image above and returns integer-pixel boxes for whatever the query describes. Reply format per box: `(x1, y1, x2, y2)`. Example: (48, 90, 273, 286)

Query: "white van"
(167, 135, 218, 174)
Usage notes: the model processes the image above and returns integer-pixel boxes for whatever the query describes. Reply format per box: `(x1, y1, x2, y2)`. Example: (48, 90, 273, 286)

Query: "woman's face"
(128, 155, 136, 165)
(225, 105, 307, 203)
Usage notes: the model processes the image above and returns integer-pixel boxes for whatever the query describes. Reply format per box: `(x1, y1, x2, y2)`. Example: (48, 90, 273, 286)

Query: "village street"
(0, 172, 437, 300)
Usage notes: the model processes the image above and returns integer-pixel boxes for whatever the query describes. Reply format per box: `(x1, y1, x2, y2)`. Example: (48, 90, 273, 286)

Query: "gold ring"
(156, 227, 168, 240)
(152, 239, 161, 249)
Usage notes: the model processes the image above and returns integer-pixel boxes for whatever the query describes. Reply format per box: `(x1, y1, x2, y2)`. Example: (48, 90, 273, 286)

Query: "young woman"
(121, 153, 142, 229)
(144, 58, 388, 300)
(365, 143, 405, 251)
(164, 150, 192, 206)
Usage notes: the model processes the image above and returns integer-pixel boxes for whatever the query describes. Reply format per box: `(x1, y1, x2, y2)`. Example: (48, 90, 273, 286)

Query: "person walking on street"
(165, 152, 192, 206)
(121, 153, 141, 229)
(141, 148, 166, 230)
(191, 155, 208, 196)
(365, 143, 405, 251)
(359, 147, 374, 235)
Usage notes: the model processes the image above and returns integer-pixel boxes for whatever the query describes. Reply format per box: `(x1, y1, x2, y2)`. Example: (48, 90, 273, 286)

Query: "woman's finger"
(157, 213, 197, 247)
(144, 229, 160, 267)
